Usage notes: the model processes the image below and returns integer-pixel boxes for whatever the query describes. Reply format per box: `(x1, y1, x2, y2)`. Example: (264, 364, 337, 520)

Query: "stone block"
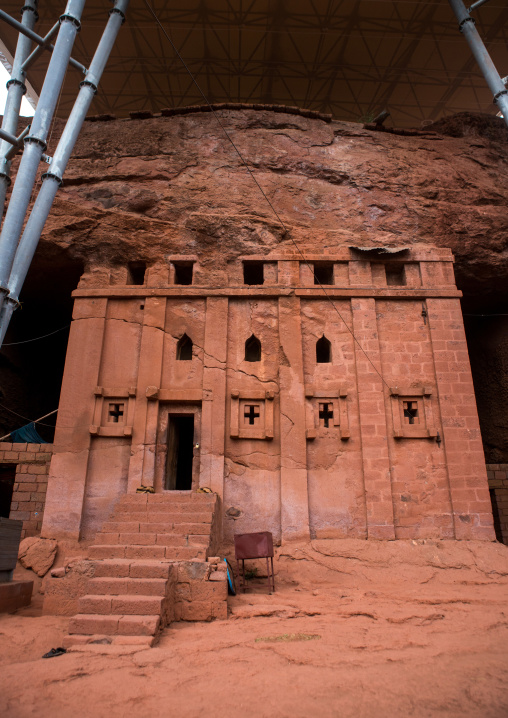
(0, 580, 33, 613)
(111, 595, 163, 614)
(79, 595, 112, 614)
(117, 615, 160, 636)
(69, 614, 120, 635)
(129, 562, 173, 579)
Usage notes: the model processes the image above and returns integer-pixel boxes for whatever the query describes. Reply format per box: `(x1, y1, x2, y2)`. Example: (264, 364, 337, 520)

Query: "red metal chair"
(234, 531, 275, 593)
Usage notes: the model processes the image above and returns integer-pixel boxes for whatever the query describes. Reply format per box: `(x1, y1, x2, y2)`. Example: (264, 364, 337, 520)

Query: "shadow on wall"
(464, 312, 508, 463)
(0, 253, 83, 443)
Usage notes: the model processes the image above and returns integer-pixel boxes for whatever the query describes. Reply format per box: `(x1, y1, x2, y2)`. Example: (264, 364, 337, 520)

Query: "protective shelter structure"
(0, 1, 504, 555)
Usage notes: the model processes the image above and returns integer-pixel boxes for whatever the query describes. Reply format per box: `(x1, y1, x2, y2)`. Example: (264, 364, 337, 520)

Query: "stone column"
(200, 297, 228, 495)
(351, 297, 395, 539)
(427, 298, 495, 540)
(41, 297, 107, 540)
(127, 296, 166, 492)
(278, 296, 310, 541)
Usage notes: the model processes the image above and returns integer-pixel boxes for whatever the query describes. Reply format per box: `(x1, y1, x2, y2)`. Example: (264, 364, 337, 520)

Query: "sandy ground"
(1, 539, 508, 718)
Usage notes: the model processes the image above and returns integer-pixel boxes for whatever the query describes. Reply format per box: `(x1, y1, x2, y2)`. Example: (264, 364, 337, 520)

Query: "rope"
(2, 323, 70, 345)
(0, 405, 58, 440)
(142, 0, 391, 389)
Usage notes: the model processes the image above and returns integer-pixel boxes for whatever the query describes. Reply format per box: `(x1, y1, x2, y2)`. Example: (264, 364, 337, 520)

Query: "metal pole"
(0, 10, 87, 74)
(0, 0, 38, 221)
(0, 0, 130, 346)
(0, 0, 86, 319)
(21, 22, 60, 73)
(448, 0, 508, 126)
(468, 0, 491, 12)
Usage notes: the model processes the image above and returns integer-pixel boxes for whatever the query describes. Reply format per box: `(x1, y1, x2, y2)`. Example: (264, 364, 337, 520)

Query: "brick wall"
(0, 442, 53, 538)
(486, 464, 508, 545)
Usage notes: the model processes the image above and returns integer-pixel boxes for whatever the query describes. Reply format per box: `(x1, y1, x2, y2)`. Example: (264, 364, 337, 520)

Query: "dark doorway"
(0, 464, 16, 518)
(166, 415, 194, 490)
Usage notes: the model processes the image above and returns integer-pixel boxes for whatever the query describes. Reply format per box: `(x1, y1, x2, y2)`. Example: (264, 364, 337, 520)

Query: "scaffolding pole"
(0, 0, 86, 322)
(448, 0, 508, 127)
(0, 0, 130, 346)
(0, 0, 38, 220)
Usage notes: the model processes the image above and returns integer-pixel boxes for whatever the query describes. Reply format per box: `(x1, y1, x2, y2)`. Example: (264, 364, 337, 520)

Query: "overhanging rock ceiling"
(1, 0, 507, 127)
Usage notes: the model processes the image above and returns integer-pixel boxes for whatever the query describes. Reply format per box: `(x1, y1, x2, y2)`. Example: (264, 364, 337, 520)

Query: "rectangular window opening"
(243, 261, 264, 285)
(127, 262, 146, 285)
(173, 262, 194, 285)
(313, 262, 334, 285)
(385, 263, 406, 286)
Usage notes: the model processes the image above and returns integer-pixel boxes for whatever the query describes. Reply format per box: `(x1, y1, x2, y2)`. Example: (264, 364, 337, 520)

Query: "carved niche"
(90, 387, 136, 437)
(305, 386, 350, 441)
(389, 386, 437, 439)
(230, 390, 275, 440)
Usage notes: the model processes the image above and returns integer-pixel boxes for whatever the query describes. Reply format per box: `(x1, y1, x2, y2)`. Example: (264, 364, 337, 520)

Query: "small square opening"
(127, 262, 146, 285)
(174, 262, 194, 285)
(313, 262, 334, 285)
(243, 261, 264, 285)
(385, 263, 406, 286)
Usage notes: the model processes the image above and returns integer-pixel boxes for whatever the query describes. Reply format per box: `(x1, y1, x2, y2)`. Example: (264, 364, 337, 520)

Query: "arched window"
(245, 334, 261, 362)
(176, 333, 193, 361)
(316, 335, 332, 364)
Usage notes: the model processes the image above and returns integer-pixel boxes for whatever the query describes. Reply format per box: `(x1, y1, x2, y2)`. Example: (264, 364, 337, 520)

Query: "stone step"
(92, 560, 173, 579)
(78, 594, 164, 615)
(113, 505, 214, 517)
(97, 527, 211, 545)
(96, 532, 189, 546)
(88, 544, 206, 561)
(63, 634, 155, 649)
(69, 613, 160, 637)
(105, 512, 213, 525)
(87, 577, 167, 596)
(117, 494, 216, 507)
(101, 518, 213, 534)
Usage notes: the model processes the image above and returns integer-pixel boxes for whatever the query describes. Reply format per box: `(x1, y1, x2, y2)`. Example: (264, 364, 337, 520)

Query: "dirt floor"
(1, 539, 508, 718)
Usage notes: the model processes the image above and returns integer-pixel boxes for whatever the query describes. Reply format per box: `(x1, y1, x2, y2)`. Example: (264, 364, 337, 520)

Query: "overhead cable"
(142, 0, 392, 389)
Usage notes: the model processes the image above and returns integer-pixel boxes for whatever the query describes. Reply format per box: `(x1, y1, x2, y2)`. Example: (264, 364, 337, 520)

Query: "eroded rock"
(18, 537, 58, 577)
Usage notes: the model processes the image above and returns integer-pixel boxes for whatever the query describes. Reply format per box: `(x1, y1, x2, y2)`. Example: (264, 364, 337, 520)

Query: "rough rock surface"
(12, 108, 506, 309)
(18, 537, 58, 577)
(1, 538, 507, 717)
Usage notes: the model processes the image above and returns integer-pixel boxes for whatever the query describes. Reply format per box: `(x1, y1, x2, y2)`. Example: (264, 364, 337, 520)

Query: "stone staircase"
(66, 492, 220, 647)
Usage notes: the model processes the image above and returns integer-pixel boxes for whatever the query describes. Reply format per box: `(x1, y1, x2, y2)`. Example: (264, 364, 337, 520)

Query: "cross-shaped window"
(319, 403, 334, 428)
(403, 401, 418, 425)
(108, 403, 125, 423)
(244, 404, 260, 425)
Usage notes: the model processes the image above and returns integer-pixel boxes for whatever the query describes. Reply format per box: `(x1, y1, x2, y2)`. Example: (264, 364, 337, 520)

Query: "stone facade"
(1, 443, 53, 538)
(40, 246, 495, 544)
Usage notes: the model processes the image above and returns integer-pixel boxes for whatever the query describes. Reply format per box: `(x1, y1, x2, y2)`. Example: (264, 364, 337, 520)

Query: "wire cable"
(0, 402, 57, 429)
(143, 0, 391, 389)
(2, 323, 70, 346)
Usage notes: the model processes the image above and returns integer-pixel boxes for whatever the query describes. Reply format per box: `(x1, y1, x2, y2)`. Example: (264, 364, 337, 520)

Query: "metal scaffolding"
(0, 0, 129, 346)
(448, 0, 508, 127)
(0, 0, 505, 350)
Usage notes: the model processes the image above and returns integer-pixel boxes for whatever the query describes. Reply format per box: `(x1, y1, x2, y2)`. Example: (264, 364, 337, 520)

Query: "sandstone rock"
(18, 537, 58, 577)
(5, 109, 502, 309)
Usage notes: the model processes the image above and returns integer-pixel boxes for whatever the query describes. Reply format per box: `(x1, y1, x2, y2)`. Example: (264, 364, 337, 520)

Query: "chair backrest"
(234, 531, 274, 559)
